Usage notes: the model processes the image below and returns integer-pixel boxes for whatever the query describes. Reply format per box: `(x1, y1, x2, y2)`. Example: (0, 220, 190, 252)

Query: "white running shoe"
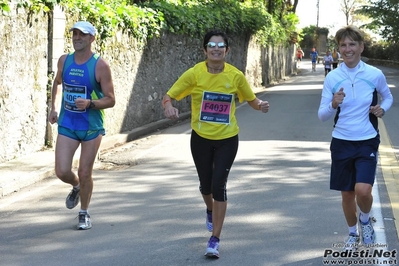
(360, 218, 375, 245)
(77, 212, 92, 230)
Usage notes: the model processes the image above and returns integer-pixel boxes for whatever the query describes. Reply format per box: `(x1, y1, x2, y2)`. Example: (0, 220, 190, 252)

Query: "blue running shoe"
(205, 236, 220, 258)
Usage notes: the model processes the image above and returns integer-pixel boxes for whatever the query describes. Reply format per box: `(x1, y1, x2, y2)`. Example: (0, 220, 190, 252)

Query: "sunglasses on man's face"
(206, 42, 227, 49)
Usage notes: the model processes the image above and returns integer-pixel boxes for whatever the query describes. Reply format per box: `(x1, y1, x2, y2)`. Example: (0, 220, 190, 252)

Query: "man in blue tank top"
(49, 21, 116, 230)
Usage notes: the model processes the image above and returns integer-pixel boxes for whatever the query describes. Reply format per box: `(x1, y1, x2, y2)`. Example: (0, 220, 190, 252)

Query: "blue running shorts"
(329, 135, 380, 191)
(58, 125, 105, 142)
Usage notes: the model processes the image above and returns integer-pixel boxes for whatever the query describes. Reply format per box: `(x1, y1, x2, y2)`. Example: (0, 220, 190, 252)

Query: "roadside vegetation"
(0, 0, 299, 49)
(1, 0, 398, 60)
(298, 0, 399, 61)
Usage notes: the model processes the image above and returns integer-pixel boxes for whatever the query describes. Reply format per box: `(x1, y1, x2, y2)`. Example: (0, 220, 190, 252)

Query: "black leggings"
(190, 130, 239, 202)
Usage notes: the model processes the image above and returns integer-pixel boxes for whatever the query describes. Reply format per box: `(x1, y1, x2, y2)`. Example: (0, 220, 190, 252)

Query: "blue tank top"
(58, 52, 105, 131)
(311, 51, 318, 62)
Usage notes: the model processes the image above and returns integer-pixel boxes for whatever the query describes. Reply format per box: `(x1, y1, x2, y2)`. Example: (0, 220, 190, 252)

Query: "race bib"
(199, 91, 233, 124)
(64, 83, 87, 113)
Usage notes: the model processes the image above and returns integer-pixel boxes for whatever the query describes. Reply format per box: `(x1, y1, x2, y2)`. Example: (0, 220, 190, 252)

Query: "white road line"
(372, 175, 391, 265)
(373, 176, 387, 246)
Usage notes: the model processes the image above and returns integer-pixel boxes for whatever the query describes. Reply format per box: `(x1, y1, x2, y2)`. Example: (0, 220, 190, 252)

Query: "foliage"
(0, 0, 11, 13)
(356, 0, 399, 43)
(144, 0, 251, 36)
(340, 0, 370, 26)
(300, 26, 329, 37)
(298, 25, 329, 49)
(142, 0, 297, 46)
(260, 0, 300, 44)
(62, 0, 163, 45)
(382, 42, 399, 61)
(363, 40, 399, 61)
(0, 0, 303, 48)
(1, 0, 300, 48)
(1, 0, 56, 13)
(339, 0, 359, 25)
(240, 0, 287, 45)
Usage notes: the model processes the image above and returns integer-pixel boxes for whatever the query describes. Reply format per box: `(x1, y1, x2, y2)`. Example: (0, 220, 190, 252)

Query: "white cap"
(70, 21, 96, 36)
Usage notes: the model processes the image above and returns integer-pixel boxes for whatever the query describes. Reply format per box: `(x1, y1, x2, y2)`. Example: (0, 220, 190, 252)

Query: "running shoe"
(360, 218, 375, 245)
(77, 212, 92, 230)
(343, 233, 360, 250)
(205, 236, 220, 258)
(206, 209, 213, 232)
(66, 187, 80, 209)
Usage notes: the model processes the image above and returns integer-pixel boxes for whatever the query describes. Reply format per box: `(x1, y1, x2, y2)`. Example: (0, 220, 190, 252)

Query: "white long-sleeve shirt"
(318, 60, 393, 141)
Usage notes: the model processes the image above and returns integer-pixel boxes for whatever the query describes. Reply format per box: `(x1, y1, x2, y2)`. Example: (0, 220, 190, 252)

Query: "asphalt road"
(0, 59, 398, 266)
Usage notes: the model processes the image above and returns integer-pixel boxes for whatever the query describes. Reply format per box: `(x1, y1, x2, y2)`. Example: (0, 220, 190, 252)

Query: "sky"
(296, 0, 347, 36)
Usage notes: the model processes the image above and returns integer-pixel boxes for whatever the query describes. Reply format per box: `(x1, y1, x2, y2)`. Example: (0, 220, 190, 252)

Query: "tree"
(340, 0, 357, 25)
(357, 0, 399, 43)
(339, 0, 368, 26)
(292, 0, 299, 13)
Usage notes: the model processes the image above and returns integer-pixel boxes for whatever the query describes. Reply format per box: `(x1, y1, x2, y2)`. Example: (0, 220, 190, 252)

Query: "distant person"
(332, 48, 341, 69)
(323, 50, 333, 76)
(310, 47, 318, 72)
(162, 30, 270, 258)
(296, 47, 305, 67)
(318, 25, 393, 249)
(48, 21, 116, 230)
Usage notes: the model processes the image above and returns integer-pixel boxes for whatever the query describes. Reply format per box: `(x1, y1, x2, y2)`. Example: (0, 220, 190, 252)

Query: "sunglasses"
(206, 42, 227, 49)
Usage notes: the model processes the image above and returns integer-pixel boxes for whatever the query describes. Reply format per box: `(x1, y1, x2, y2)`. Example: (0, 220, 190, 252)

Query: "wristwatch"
(89, 100, 95, 109)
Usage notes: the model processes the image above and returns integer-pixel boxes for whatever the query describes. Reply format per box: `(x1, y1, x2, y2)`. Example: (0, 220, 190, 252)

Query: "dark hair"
(203, 30, 229, 49)
(335, 25, 364, 45)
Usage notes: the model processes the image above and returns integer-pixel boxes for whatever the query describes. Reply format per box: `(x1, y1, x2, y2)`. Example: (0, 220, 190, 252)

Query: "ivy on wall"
(1, 0, 300, 48)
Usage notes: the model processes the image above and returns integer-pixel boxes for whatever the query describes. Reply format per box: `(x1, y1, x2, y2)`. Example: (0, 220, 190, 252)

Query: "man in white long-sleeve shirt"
(318, 25, 393, 250)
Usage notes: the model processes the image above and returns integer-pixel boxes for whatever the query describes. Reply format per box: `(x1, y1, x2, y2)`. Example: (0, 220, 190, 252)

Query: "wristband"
(162, 99, 171, 108)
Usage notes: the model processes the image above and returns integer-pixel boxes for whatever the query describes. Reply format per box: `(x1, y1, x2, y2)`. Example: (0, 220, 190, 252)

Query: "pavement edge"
(0, 113, 191, 199)
(379, 118, 399, 235)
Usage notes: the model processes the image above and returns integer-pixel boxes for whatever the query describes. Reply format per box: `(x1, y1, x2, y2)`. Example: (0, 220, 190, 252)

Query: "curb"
(0, 112, 191, 198)
(99, 112, 191, 153)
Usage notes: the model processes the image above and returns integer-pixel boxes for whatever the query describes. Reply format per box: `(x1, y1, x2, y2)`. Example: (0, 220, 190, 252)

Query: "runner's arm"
(48, 55, 67, 124)
(93, 58, 116, 109)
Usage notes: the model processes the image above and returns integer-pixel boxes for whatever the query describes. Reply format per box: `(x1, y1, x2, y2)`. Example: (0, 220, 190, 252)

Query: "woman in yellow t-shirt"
(162, 30, 270, 258)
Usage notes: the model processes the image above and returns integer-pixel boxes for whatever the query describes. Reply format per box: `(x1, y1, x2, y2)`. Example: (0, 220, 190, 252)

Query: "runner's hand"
(259, 101, 270, 113)
(164, 106, 179, 119)
(370, 105, 384, 118)
(75, 98, 90, 110)
(48, 110, 58, 124)
(332, 88, 345, 109)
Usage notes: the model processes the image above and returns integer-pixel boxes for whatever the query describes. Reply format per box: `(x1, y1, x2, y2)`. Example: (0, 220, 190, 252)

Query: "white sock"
(79, 209, 88, 214)
(349, 225, 359, 236)
(73, 184, 80, 190)
(359, 212, 370, 224)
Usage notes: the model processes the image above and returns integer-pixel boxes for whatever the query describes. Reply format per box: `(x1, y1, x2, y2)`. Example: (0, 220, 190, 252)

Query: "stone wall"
(0, 6, 49, 163)
(0, 8, 296, 164)
(97, 31, 295, 137)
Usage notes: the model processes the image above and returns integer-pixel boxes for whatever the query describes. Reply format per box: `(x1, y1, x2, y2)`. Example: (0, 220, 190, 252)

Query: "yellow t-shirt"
(167, 61, 256, 140)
